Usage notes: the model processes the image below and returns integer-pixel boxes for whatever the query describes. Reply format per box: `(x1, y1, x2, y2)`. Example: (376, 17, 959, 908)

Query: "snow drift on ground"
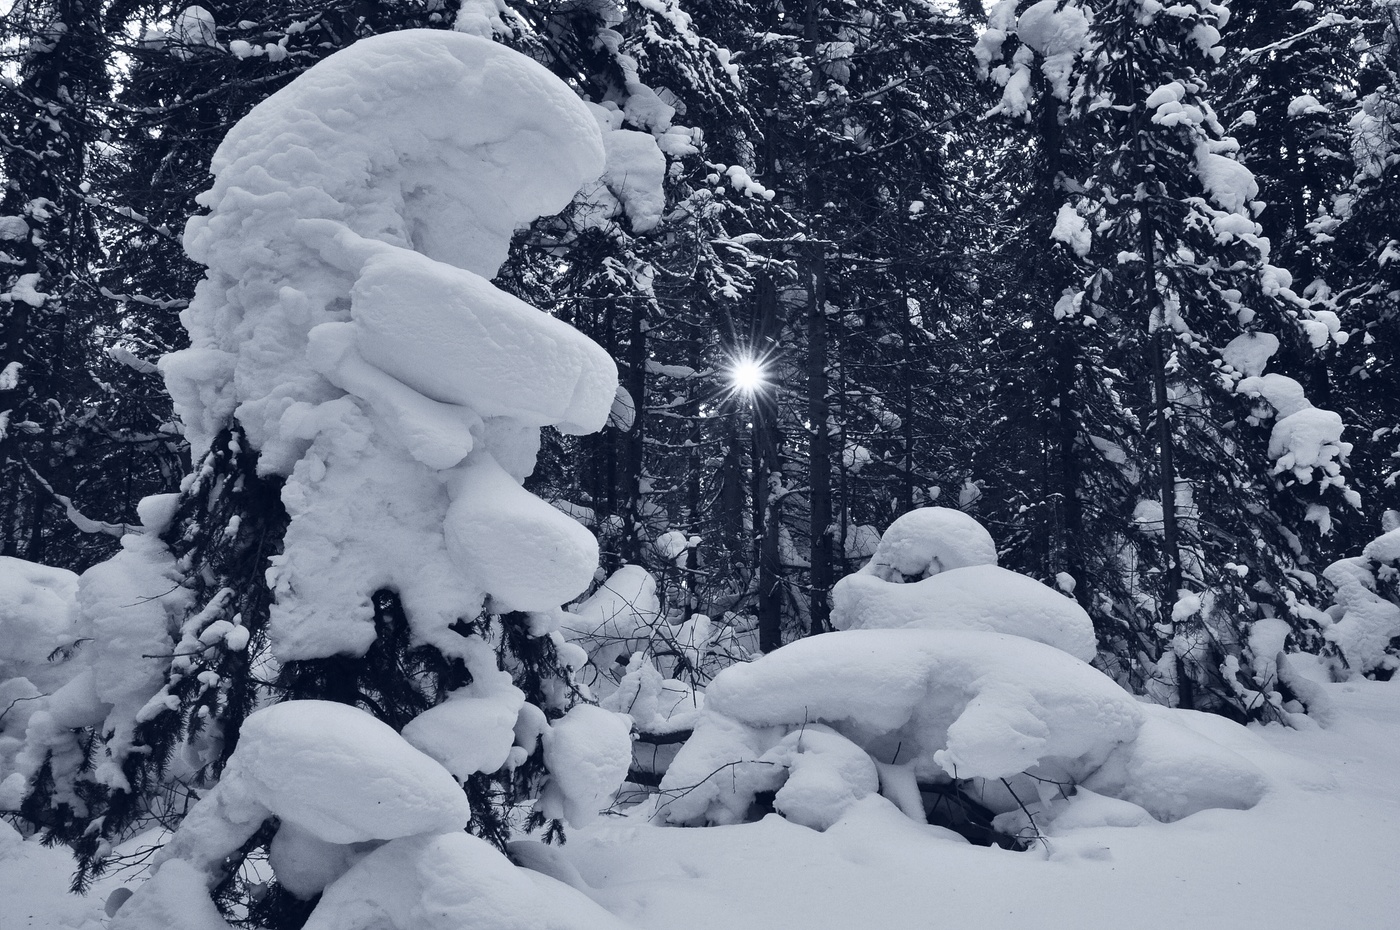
(8, 677, 1400, 930)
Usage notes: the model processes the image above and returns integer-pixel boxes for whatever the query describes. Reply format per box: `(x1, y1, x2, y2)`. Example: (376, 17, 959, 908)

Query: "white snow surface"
(10, 680, 1400, 930)
(301, 832, 629, 930)
(830, 564, 1097, 662)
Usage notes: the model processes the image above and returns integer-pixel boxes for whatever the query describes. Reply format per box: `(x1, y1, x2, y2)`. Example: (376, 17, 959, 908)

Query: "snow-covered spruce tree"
(11, 31, 639, 923)
(1313, 0, 1400, 521)
(972, 0, 1148, 671)
(1215, 0, 1359, 281)
(0, 0, 130, 569)
(980, 0, 1355, 718)
(94, 0, 457, 490)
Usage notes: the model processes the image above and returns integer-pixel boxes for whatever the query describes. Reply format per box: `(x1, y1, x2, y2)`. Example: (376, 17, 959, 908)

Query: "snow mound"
(831, 564, 1097, 662)
(302, 832, 629, 930)
(859, 506, 997, 581)
(110, 859, 233, 930)
(540, 704, 634, 827)
(226, 701, 471, 845)
(765, 725, 880, 831)
(268, 821, 367, 900)
(401, 676, 526, 780)
(0, 557, 77, 690)
(1084, 704, 1269, 822)
(660, 629, 1143, 826)
(661, 625, 1272, 833)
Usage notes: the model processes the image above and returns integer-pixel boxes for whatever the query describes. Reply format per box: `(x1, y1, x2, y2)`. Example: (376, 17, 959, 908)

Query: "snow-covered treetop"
(163, 29, 612, 470)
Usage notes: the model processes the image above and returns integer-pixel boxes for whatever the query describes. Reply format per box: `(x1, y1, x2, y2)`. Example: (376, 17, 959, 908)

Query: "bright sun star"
(729, 355, 767, 395)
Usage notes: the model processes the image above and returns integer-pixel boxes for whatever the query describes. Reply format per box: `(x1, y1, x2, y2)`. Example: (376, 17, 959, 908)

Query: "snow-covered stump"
(20, 29, 641, 926)
(660, 509, 1270, 847)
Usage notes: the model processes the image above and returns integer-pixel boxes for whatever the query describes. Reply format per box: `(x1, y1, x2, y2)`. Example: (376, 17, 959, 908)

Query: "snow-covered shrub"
(561, 565, 750, 786)
(1321, 513, 1400, 677)
(659, 509, 1269, 844)
(13, 29, 639, 918)
(832, 564, 1097, 662)
(0, 558, 79, 799)
(109, 702, 627, 930)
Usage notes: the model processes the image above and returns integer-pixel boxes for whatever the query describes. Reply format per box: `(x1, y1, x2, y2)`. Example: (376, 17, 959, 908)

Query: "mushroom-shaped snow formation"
(159, 29, 617, 664)
(832, 508, 1094, 661)
(659, 628, 1144, 826)
(661, 628, 1271, 832)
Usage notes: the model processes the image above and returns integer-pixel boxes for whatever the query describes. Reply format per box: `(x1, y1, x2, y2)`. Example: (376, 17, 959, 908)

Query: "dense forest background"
(3, 0, 1399, 738)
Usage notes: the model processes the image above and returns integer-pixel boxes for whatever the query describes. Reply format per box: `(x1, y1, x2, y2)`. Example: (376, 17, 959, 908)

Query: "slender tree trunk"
(806, 240, 832, 635)
(754, 274, 783, 652)
(1142, 211, 1190, 709)
(621, 298, 648, 564)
